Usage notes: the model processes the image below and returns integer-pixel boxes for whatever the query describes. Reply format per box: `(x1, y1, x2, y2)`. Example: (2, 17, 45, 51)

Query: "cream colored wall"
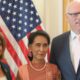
(32, 0, 63, 40)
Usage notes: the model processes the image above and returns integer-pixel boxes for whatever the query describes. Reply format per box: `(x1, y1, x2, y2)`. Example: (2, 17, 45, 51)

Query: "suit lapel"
(76, 62, 80, 80)
(58, 32, 76, 79)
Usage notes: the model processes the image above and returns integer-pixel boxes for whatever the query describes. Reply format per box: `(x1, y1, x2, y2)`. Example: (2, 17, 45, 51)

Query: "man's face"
(67, 12, 80, 34)
(66, 1, 80, 34)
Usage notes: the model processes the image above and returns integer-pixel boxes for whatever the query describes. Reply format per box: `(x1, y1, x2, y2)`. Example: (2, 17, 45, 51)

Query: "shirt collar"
(70, 31, 77, 40)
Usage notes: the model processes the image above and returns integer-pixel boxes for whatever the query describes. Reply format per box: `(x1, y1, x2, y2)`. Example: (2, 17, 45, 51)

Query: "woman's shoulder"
(19, 64, 28, 70)
(46, 63, 61, 78)
(18, 64, 29, 75)
(17, 64, 29, 79)
(46, 63, 60, 73)
(47, 63, 58, 68)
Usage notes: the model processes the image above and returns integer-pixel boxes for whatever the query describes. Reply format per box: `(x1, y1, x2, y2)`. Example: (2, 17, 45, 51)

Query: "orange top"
(17, 63, 61, 80)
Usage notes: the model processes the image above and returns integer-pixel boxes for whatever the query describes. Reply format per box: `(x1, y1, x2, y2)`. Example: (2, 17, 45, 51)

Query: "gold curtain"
(63, 0, 73, 32)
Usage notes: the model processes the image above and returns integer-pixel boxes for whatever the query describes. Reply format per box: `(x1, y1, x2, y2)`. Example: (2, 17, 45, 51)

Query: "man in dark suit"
(50, 1, 80, 80)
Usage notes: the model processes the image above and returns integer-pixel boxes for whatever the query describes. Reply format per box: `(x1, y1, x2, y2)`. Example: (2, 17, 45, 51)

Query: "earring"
(28, 51, 32, 57)
(28, 51, 33, 61)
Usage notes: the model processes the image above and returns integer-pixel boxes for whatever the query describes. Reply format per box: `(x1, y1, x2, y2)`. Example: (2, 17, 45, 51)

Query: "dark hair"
(0, 32, 6, 59)
(28, 30, 50, 45)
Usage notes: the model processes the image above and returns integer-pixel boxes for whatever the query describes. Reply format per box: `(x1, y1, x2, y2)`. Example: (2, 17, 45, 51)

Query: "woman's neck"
(32, 59, 45, 64)
(30, 59, 46, 71)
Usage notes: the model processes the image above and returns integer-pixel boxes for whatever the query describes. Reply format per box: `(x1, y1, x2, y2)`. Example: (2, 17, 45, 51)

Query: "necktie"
(73, 35, 80, 73)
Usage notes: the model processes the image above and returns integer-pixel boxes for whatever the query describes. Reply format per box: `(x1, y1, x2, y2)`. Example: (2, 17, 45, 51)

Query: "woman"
(0, 32, 12, 80)
(17, 30, 61, 80)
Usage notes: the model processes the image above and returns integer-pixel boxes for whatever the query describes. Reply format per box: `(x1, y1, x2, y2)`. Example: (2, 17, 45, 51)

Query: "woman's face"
(29, 35, 49, 61)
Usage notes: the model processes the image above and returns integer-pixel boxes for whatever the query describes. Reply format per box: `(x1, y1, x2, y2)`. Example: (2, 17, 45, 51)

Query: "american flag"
(0, 0, 44, 79)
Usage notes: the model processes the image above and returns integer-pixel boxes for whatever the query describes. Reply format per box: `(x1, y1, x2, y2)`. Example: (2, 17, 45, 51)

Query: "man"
(50, 1, 80, 80)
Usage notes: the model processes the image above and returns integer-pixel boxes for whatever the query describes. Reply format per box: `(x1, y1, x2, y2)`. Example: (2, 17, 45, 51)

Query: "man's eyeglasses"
(67, 12, 80, 17)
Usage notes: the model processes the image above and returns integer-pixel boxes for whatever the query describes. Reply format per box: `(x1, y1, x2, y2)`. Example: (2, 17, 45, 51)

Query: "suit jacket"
(50, 31, 80, 80)
(0, 61, 12, 80)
